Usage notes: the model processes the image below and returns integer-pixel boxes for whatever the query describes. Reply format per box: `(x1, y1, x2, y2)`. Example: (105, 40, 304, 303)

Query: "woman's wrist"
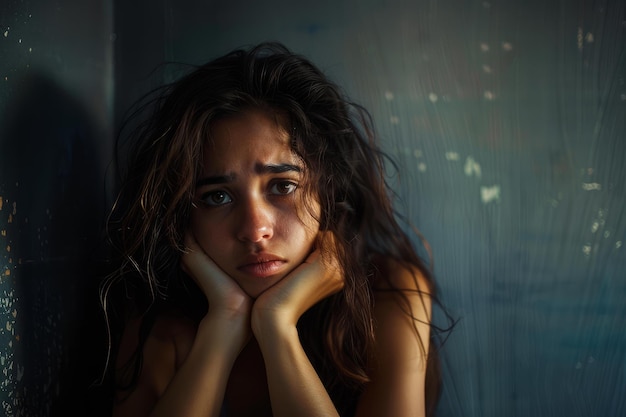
(206, 290, 252, 318)
(253, 321, 299, 355)
(250, 307, 298, 346)
(199, 310, 250, 349)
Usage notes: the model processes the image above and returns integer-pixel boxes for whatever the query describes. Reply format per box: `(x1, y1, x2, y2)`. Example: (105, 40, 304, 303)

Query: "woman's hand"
(248, 234, 344, 417)
(181, 232, 252, 321)
(251, 235, 344, 336)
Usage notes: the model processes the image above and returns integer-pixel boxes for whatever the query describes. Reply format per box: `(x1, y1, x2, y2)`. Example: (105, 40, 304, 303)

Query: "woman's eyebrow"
(195, 174, 235, 187)
(257, 163, 302, 174)
(195, 164, 302, 187)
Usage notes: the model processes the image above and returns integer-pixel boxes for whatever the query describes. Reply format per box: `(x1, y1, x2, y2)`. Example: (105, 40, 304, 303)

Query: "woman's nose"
(236, 199, 274, 243)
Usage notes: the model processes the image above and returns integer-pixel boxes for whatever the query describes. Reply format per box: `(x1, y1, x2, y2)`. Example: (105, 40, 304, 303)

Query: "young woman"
(102, 42, 445, 417)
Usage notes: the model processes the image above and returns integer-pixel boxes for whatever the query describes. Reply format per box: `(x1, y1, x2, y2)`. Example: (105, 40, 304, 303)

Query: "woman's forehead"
(201, 109, 302, 175)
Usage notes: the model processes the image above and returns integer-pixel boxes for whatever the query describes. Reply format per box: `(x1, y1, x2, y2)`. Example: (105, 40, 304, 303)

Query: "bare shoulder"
(116, 310, 197, 373)
(149, 310, 197, 367)
(113, 310, 197, 416)
(354, 256, 432, 417)
(371, 254, 433, 296)
(369, 255, 432, 343)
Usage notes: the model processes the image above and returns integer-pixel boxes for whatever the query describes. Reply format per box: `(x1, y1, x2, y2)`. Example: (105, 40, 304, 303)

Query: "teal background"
(1, 0, 625, 416)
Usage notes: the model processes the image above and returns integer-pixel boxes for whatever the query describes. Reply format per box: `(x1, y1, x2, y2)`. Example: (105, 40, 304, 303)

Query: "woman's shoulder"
(354, 255, 433, 415)
(151, 309, 197, 342)
(370, 254, 432, 295)
(116, 309, 197, 376)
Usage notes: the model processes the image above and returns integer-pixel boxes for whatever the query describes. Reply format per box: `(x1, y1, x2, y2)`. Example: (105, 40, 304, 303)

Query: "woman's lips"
(238, 258, 287, 278)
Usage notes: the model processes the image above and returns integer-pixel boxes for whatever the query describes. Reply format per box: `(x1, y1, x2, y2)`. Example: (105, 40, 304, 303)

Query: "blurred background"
(0, 0, 624, 416)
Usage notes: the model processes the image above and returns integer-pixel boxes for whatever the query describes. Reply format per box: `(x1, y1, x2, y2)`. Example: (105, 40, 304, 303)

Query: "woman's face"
(190, 109, 320, 298)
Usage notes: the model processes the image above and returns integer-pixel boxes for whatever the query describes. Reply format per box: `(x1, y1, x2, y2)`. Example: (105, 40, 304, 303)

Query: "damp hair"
(101, 42, 451, 416)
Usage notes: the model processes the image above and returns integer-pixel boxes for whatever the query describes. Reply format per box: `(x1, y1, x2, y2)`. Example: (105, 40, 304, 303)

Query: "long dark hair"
(102, 42, 448, 416)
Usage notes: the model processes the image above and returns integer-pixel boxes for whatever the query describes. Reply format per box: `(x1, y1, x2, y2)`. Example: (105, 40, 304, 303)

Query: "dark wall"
(113, 2, 626, 416)
(1, 0, 624, 416)
(0, 0, 113, 415)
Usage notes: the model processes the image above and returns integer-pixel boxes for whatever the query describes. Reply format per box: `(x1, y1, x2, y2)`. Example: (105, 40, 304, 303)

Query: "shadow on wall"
(0, 70, 111, 416)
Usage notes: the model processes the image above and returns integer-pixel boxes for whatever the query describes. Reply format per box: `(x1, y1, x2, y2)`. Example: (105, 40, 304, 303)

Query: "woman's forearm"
(149, 317, 246, 417)
(255, 322, 340, 417)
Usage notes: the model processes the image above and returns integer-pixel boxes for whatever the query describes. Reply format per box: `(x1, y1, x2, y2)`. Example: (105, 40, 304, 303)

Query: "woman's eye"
(200, 190, 233, 206)
(270, 181, 297, 195)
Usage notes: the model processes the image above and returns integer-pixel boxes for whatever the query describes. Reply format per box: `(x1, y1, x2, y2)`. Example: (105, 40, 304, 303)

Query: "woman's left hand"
(249, 234, 344, 417)
(250, 239, 343, 335)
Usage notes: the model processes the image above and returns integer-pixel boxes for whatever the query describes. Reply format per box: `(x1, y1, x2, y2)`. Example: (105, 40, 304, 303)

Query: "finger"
(302, 248, 320, 264)
(180, 232, 199, 275)
(183, 246, 222, 281)
(181, 232, 224, 287)
(183, 231, 203, 253)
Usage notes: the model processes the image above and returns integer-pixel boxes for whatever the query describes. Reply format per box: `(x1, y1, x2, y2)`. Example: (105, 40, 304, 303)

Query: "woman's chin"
(237, 274, 286, 300)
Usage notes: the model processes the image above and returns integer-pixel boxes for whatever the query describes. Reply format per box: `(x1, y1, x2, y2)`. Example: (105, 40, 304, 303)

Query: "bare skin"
(113, 251, 431, 417)
(112, 110, 432, 417)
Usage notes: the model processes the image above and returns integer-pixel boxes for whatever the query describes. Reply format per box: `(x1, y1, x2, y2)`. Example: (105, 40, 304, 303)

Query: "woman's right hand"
(181, 232, 252, 322)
